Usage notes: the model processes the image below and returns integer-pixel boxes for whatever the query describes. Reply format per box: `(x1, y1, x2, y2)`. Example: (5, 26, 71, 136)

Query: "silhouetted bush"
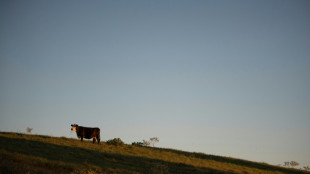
(150, 137, 159, 147)
(143, 140, 150, 146)
(106, 138, 124, 146)
(290, 161, 299, 168)
(132, 142, 144, 146)
(132, 137, 159, 147)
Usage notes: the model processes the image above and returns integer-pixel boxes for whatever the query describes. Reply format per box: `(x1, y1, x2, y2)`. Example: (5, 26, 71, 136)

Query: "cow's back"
(80, 126, 100, 139)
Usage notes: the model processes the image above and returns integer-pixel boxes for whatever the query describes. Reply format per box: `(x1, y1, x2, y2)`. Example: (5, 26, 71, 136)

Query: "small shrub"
(143, 140, 150, 146)
(290, 161, 299, 168)
(132, 142, 144, 146)
(139, 137, 159, 147)
(304, 166, 310, 171)
(106, 138, 124, 146)
(150, 137, 159, 147)
(284, 161, 290, 167)
(26, 127, 33, 134)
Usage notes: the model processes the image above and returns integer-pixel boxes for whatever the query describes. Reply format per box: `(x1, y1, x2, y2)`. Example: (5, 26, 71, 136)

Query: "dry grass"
(0, 132, 308, 174)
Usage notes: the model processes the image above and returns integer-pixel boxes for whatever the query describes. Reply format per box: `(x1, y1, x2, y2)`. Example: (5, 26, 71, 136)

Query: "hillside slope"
(0, 132, 308, 174)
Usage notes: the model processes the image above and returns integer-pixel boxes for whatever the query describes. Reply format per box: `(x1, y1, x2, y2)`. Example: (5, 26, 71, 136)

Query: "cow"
(71, 124, 100, 144)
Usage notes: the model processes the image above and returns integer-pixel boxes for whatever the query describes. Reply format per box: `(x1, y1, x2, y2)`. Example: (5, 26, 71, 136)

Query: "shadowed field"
(0, 132, 308, 174)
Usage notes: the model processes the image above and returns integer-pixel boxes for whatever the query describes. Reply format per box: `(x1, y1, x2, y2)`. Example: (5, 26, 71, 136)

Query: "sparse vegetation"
(284, 161, 290, 167)
(26, 127, 33, 133)
(131, 141, 144, 146)
(0, 132, 309, 174)
(142, 139, 150, 146)
(136, 137, 159, 147)
(150, 137, 159, 147)
(290, 161, 299, 168)
(283, 161, 302, 169)
(304, 166, 310, 171)
(106, 138, 124, 146)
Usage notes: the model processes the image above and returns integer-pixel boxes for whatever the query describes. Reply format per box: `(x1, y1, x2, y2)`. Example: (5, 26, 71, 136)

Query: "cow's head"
(71, 124, 78, 131)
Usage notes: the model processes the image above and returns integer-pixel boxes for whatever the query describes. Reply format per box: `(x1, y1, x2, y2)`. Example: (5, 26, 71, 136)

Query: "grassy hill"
(0, 132, 308, 174)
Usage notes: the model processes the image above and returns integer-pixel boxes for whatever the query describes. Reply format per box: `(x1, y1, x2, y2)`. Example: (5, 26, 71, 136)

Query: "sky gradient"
(1, 0, 310, 167)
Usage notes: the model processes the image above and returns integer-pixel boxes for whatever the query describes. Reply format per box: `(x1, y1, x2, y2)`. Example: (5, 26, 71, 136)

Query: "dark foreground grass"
(0, 132, 308, 174)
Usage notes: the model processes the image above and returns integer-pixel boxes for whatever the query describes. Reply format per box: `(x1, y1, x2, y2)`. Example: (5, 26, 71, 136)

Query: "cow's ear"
(71, 124, 73, 126)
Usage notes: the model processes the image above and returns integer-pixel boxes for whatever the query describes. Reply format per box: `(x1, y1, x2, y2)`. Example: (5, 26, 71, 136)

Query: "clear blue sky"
(1, 0, 309, 167)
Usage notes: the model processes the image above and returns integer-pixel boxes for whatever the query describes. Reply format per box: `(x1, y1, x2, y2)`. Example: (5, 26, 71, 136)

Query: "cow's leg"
(93, 138, 96, 144)
(97, 132, 100, 144)
(97, 136, 100, 144)
(81, 137, 83, 141)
